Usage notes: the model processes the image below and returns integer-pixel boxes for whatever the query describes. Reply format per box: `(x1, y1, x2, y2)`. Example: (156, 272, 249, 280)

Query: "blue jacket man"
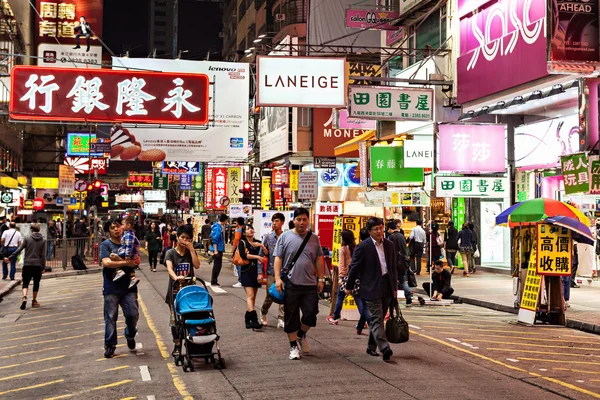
(210, 214, 229, 286)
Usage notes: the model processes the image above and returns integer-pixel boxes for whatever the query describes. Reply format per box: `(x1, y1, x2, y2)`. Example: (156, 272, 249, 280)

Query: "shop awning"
(334, 130, 375, 156)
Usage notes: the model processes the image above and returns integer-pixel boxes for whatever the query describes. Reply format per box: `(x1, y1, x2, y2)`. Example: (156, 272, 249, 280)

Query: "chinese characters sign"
(536, 223, 572, 276)
(204, 168, 213, 210)
(162, 162, 201, 175)
(179, 174, 192, 190)
(58, 165, 75, 196)
(298, 172, 318, 201)
(435, 176, 508, 198)
(561, 153, 589, 194)
(520, 246, 542, 311)
(35, 0, 103, 45)
(589, 156, 600, 195)
(127, 173, 152, 188)
(348, 86, 433, 121)
(10, 66, 210, 125)
(438, 124, 506, 173)
(153, 169, 168, 190)
(66, 132, 102, 157)
(369, 146, 424, 183)
(227, 167, 241, 205)
(213, 168, 227, 210)
(63, 156, 106, 175)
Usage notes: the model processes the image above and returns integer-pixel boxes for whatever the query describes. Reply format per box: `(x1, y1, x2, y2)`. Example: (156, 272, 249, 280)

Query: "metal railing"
(43, 237, 98, 271)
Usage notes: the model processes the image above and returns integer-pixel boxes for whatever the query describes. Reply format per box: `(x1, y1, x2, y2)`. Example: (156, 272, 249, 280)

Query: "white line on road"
(208, 284, 227, 294)
(147, 396, 156, 400)
(447, 338, 461, 343)
(506, 358, 519, 363)
(139, 366, 151, 381)
(409, 324, 422, 330)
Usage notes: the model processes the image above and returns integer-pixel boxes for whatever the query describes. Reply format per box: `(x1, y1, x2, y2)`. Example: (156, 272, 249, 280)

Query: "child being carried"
(111, 215, 141, 288)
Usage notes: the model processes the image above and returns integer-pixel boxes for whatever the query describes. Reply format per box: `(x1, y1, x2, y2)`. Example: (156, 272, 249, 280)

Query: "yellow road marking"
(459, 339, 600, 351)
(4, 319, 99, 335)
(487, 348, 600, 358)
(120, 398, 137, 400)
(0, 379, 64, 396)
(43, 379, 133, 400)
(0, 345, 68, 359)
(4, 328, 76, 342)
(517, 357, 600, 365)
(104, 365, 129, 372)
(0, 366, 63, 381)
(0, 314, 98, 329)
(0, 355, 66, 370)
(413, 331, 600, 399)
(96, 354, 129, 361)
(139, 294, 192, 400)
(0, 331, 103, 351)
(0, 306, 103, 326)
(553, 368, 600, 375)
(441, 333, 586, 343)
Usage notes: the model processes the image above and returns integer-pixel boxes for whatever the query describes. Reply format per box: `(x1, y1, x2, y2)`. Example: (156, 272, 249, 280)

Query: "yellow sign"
(536, 223, 572, 276)
(32, 177, 59, 189)
(227, 167, 242, 204)
(261, 177, 271, 210)
(23, 200, 33, 209)
(0, 176, 18, 188)
(346, 62, 382, 88)
(17, 176, 27, 186)
(67, 202, 84, 210)
(102, 201, 109, 207)
(342, 294, 359, 310)
(290, 170, 299, 191)
(331, 215, 369, 266)
(521, 247, 542, 311)
(332, 217, 343, 266)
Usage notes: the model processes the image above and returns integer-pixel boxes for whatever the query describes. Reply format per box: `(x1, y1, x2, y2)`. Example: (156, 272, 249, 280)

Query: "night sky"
(102, 0, 223, 60)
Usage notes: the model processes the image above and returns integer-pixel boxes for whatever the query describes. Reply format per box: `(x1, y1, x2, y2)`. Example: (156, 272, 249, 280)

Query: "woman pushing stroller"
(165, 227, 201, 358)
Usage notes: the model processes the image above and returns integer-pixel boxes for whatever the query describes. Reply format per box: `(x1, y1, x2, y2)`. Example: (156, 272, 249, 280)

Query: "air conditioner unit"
(275, 13, 286, 21)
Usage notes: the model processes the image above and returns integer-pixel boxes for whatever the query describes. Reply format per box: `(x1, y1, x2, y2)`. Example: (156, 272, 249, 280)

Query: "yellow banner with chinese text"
(520, 246, 542, 311)
(536, 223, 572, 276)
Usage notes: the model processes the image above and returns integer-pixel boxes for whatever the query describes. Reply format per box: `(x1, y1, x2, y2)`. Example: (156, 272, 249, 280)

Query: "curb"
(0, 279, 21, 300)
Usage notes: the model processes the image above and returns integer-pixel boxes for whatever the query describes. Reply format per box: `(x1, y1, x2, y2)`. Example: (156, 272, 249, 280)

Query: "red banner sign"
(10, 66, 210, 125)
(127, 173, 153, 188)
(64, 156, 107, 175)
(35, 0, 104, 45)
(213, 168, 228, 210)
(205, 168, 213, 210)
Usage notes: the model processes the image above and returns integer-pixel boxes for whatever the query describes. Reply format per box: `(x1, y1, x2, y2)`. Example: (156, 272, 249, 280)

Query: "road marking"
(43, 380, 133, 400)
(412, 330, 600, 399)
(147, 396, 156, 400)
(577, 380, 585, 383)
(461, 342, 479, 349)
(139, 365, 151, 381)
(4, 319, 97, 335)
(408, 324, 422, 330)
(104, 365, 129, 372)
(0, 379, 64, 396)
(138, 295, 192, 400)
(0, 330, 103, 351)
(0, 366, 63, 381)
(487, 348, 600, 358)
(92, 379, 133, 391)
(447, 338, 461, 343)
(96, 354, 129, 361)
(121, 398, 137, 400)
(208, 284, 227, 294)
(436, 330, 586, 341)
(453, 339, 600, 351)
(554, 368, 600, 375)
(539, 368, 547, 371)
(4, 328, 76, 342)
(0, 355, 66, 370)
(506, 358, 520, 362)
(517, 357, 600, 365)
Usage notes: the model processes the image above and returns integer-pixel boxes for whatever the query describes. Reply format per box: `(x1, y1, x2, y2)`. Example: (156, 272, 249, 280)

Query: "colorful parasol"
(544, 216, 594, 246)
(495, 198, 590, 227)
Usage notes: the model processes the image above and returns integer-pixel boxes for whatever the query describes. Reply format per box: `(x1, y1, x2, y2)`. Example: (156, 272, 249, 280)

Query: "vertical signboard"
(250, 166, 262, 209)
(227, 167, 241, 204)
(589, 156, 600, 194)
(58, 165, 75, 196)
(561, 153, 589, 194)
(298, 171, 318, 201)
(153, 168, 168, 190)
(536, 224, 572, 276)
(261, 175, 272, 210)
(204, 168, 213, 210)
(213, 168, 228, 210)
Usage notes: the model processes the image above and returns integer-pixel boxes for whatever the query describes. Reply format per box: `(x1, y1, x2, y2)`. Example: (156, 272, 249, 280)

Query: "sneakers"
(127, 337, 136, 352)
(232, 282, 242, 288)
(565, 301, 571, 308)
(326, 315, 339, 325)
(31, 300, 40, 308)
(113, 270, 126, 281)
(104, 345, 116, 358)
(261, 313, 268, 326)
(289, 346, 301, 360)
(297, 335, 310, 354)
(128, 278, 140, 289)
(277, 320, 285, 329)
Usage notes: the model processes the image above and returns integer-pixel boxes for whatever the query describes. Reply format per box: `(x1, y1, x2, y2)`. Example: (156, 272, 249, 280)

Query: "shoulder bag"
(232, 241, 250, 267)
(386, 298, 409, 343)
(0, 230, 16, 258)
(268, 231, 312, 304)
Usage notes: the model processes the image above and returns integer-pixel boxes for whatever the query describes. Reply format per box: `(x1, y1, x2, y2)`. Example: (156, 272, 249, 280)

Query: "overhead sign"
(369, 146, 424, 183)
(74, 179, 87, 192)
(589, 156, 600, 195)
(180, 174, 192, 190)
(536, 224, 572, 276)
(153, 169, 169, 190)
(10, 66, 210, 125)
(315, 202, 342, 215)
(229, 204, 253, 218)
(32, 177, 58, 189)
(35, 0, 104, 47)
(345, 10, 400, 30)
(336, 109, 376, 130)
(0, 191, 12, 204)
(90, 138, 111, 155)
(348, 86, 433, 121)
(435, 176, 509, 198)
(403, 136, 433, 168)
(111, 58, 250, 163)
(162, 162, 201, 175)
(127, 173, 153, 188)
(24, 200, 34, 209)
(258, 107, 289, 163)
(33, 198, 45, 211)
(66, 133, 102, 157)
(298, 171, 318, 201)
(213, 168, 228, 210)
(144, 190, 167, 202)
(143, 202, 167, 215)
(312, 108, 370, 158)
(256, 56, 346, 108)
(561, 153, 589, 194)
(227, 167, 241, 205)
(314, 157, 336, 169)
(37, 44, 102, 69)
(438, 124, 506, 173)
(64, 157, 107, 175)
(205, 168, 214, 210)
(549, 0, 599, 64)
(58, 165, 75, 196)
(250, 166, 262, 209)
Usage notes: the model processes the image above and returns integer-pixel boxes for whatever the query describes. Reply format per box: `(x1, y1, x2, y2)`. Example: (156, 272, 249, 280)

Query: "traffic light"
(85, 180, 103, 207)
(241, 182, 251, 204)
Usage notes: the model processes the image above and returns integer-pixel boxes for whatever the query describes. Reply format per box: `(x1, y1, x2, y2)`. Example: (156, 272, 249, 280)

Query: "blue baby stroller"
(173, 278, 225, 371)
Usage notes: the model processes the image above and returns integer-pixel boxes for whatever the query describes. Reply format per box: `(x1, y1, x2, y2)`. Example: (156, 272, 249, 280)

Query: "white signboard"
(403, 136, 433, 168)
(112, 58, 250, 162)
(435, 176, 509, 198)
(315, 202, 342, 215)
(399, 0, 426, 17)
(256, 56, 346, 108)
(259, 107, 289, 162)
(116, 194, 144, 203)
(58, 165, 75, 196)
(253, 210, 295, 242)
(38, 44, 102, 68)
(348, 85, 433, 121)
(298, 171, 319, 200)
(480, 201, 505, 263)
(144, 190, 167, 202)
(143, 202, 167, 214)
(229, 204, 253, 218)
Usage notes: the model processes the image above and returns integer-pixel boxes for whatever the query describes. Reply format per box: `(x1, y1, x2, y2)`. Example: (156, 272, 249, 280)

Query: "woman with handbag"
(236, 224, 267, 330)
(457, 223, 475, 277)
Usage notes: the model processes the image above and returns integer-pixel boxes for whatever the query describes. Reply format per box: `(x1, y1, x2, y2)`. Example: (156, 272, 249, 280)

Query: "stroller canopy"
(175, 285, 213, 315)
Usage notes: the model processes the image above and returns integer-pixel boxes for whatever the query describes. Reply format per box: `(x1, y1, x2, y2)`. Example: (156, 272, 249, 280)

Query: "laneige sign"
(403, 137, 433, 168)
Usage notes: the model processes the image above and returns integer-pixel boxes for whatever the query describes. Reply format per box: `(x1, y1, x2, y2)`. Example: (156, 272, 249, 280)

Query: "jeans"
(236, 266, 241, 283)
(46, 240, 54, 261)
(356, 297, 371, 329)
(211, 252, 223, 284)
(411, 242, 424, 274)
(104, 292, 139, 347)
(2, 246, 17, 279)
(399, 275, 412, 301)
(460, 250, 473, 272)
(446, 250, 458, 268)
(366, 276, 393, 353)
(332, 287, 346, 320)
(562, 276, 571, 301)
(261, 274, 284, 320)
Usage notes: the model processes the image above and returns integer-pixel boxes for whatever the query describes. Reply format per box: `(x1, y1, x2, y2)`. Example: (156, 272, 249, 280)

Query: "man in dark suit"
(73, 16, 92, 52)
(346, 217, 398, 361)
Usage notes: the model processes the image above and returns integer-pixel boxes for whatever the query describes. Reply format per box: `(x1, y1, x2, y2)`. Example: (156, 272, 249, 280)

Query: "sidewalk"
(416, 269, 600, 334)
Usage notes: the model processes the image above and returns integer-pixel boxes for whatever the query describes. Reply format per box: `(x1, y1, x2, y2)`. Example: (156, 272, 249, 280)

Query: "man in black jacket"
(387, 221, 412, 305)
(346, 217, 397, 361)
(423, 260, 454, 300)
(73, 16, 92, 51)
(444, 221, 459, 274)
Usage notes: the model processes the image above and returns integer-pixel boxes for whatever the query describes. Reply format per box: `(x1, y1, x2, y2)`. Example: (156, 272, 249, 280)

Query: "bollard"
(93, 242, 99, 265)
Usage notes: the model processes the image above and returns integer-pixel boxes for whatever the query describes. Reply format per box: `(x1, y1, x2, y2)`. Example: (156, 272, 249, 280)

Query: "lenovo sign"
(256, 56, 346, 108)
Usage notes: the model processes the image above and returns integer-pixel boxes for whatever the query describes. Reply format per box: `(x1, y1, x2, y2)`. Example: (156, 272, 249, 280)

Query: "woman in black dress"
(238, 224, 267, 330)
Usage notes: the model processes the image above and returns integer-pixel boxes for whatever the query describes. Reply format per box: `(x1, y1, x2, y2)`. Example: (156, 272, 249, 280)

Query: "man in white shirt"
(408, 220, 426, 275)
(1, 222, 22, 280)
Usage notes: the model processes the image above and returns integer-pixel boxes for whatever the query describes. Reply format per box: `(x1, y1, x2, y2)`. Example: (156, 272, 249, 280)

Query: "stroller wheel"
(186, 359, 194, 372)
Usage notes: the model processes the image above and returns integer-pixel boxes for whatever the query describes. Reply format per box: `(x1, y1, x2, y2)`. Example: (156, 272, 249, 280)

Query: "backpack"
(71, 254, 87, 271)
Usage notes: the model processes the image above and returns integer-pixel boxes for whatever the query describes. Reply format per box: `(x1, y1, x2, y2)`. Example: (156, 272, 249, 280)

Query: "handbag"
(436, 234, 443, 247)
(268, 231, 312, 304)
(385, 299, 409, 344)
(232, 242, 250, 267)
(0, 230, 16, 258)
(406, 268, 418, 288)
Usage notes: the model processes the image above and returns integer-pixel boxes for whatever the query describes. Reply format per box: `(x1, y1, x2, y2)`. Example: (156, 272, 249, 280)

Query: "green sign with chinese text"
(561, 153, 589, 195)
(369, 146, 424, 183)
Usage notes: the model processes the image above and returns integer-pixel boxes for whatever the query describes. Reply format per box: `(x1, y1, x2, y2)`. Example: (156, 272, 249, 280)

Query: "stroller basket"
(175, 286, 213, 315)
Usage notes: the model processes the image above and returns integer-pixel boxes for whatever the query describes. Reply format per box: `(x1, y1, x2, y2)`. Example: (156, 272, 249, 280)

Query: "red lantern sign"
(32, 198, 45, 211)
(10, 66, 210, 125)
